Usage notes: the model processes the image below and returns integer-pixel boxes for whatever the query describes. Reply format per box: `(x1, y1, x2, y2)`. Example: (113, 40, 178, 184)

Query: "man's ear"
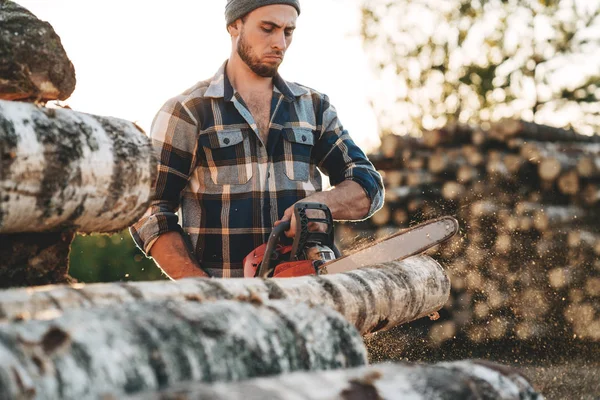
(227, 19, 242, 37)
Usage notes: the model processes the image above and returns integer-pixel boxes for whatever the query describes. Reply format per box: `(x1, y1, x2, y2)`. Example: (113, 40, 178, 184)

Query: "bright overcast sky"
(15, 0, 382, 152)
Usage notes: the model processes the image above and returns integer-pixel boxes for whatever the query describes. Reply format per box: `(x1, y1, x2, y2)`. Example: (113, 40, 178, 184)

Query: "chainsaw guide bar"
(319, 216, 460, 275)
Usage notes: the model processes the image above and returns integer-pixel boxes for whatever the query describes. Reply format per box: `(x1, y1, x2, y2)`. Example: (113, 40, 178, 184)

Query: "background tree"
(360, 0, 600, 136)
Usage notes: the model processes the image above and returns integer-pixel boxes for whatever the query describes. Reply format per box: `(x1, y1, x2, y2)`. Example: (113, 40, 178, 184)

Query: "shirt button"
(267, 172, 271, 178)
(223, 138, 230, 145)
(302, 135, 307, 142)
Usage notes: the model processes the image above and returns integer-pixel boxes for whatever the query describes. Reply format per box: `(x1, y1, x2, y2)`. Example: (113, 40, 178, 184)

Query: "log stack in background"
(338, 120, 600, 348)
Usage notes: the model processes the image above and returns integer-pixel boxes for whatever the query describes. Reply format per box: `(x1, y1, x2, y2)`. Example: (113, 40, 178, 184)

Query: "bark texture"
(0, 99, 156, 234)
(0, 299, 367, 400)
(0, 0, 76, 101)
(0, 232, 75, 288)
(0, 255, 450, 335)
(127, 360, 544, 400)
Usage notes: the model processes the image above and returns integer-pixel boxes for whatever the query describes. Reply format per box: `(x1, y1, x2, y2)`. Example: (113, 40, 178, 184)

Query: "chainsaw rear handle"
(257, 220, 291, 278)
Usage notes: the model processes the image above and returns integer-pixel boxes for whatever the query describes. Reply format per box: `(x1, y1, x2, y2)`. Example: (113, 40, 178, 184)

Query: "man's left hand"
(274, 203, 328, 238)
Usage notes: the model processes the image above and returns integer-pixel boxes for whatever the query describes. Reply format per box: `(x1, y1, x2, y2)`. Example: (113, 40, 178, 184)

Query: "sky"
(15, 0, 382, 152)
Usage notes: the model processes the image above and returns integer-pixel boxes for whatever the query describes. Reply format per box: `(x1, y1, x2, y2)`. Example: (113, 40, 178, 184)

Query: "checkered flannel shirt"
(130, 61, 384, 278)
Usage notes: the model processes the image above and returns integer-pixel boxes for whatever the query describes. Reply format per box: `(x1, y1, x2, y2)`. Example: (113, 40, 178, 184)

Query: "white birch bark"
(126, 360, 544, 400)
(0, 255, 450, 335)
(0, 299, 367, 400)
(0, 99, 155, 233)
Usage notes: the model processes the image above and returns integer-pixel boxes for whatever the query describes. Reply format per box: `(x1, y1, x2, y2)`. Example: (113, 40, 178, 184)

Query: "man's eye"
(285, 31, 293, 36)
(262, 28, 273, 33)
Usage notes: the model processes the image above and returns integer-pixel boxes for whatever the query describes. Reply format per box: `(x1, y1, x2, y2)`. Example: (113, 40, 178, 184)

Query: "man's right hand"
(149, 231, 210, 279)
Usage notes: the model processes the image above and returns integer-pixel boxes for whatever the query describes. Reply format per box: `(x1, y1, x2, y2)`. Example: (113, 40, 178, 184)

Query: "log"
(422, 123, 473, 148)
(567, 230, 600, 255)
(126, 361, 543, 400)
(392, 208, 409, 226)
(582, 183, 600, 205)
(577, 156, 600, 178)
(378, 134, 426, 160)
(370, 203, 392, 227)
(557, 169, 580, 195)
(494, 119, 600, 143)
(441, 181, 465, 201)
(0, 1, 76, 101)
(538, 155, 579, 182)
(456, 164, 482, 184)
(463, 145, 486, 167)
(0, 232, 75, 288)
(533, 205, 585, 231)
(385, 185, 441, 203)
(0, 255, 451, 335)
(470, 200, 501, 219)
(405, 170, 436, 186)
(0, 100, 156, 233)
(428, 150, 466, 176)
(0, 299, 367, 399)
(381, 170, 404, 187)
(486, 151, 513, 182)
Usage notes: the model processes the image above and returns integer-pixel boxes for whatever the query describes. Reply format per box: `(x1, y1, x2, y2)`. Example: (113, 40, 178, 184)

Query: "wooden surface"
(0, 255, 450, 335)
(0, 1, 76, 101)
(125, 360, 543, 400)
(0, 99, 156, 234)
(0, 299, 367, 399)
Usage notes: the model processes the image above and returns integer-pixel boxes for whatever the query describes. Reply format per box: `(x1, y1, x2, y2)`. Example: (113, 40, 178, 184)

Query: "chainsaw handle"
(257, 220, 291, 278)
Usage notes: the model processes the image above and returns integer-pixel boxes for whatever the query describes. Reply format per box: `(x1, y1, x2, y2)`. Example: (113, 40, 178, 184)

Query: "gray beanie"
(225, 0, 301, 26)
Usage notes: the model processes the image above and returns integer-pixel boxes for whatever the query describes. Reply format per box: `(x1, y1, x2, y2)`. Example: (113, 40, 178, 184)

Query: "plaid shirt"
(130, 61, 384, 278)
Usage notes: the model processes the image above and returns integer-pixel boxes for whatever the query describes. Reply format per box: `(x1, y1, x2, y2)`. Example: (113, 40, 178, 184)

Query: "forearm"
(149, 231, 209, 279)
(304, 180, 371, 220)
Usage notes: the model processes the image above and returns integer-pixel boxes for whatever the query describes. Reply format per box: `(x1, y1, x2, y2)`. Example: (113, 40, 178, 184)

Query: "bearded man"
(130, 0, 384, 279)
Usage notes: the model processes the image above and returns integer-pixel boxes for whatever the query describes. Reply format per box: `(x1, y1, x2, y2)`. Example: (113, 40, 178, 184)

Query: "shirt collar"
(204, 60, 307, 102)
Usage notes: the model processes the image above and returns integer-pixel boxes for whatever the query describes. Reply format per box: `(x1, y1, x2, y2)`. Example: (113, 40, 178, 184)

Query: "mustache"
(265, 52, 284, 57)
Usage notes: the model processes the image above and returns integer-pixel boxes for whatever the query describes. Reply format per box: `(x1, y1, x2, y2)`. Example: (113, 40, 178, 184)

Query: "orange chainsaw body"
(243, 203, 336, 278)
(243, 242, 318, 278)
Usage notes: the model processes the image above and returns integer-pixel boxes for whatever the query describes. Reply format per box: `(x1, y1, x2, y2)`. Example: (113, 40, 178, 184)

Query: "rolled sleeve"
(129, 97, 199, 255)
(313, 95, 385, 219)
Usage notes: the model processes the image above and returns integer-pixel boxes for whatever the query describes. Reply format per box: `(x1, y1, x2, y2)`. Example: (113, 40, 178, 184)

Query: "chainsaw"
(243, 202, 459, 279)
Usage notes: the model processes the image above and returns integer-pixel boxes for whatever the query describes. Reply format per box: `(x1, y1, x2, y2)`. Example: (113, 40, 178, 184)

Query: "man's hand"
(274, 204, 305, 238)
(274, 181, 371, 238)
(273, 203, 331, 238)
(149, 231, 210, 279)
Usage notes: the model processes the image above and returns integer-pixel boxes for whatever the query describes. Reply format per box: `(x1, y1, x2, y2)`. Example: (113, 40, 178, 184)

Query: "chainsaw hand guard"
(247, 203, 339, 279)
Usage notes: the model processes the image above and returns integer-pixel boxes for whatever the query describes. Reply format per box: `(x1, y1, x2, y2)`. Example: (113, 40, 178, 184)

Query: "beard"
(237, 29, 282, 78)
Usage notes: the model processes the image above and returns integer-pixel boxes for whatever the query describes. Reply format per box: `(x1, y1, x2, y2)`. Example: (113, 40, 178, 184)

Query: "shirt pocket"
(282, 127, 315, 182)
(199, 129, 253, 185)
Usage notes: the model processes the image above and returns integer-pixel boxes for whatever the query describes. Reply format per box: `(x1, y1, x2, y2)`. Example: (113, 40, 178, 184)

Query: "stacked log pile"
(340, 120, 600, 347)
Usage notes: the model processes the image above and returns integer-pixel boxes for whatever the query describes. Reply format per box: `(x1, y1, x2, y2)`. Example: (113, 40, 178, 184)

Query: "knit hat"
(225, 0, 301, 26)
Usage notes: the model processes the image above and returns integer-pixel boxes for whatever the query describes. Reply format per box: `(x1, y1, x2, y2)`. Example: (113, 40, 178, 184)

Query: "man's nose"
(272, 31, 287, 51)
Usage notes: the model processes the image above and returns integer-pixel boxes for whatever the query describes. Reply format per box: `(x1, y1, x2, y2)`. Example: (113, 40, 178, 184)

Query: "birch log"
(0, 299, 367, 400)
(0, 1, 76, 101)
(127, 361, 544, 400)
(0, 255, 450, 335)
(0, 99, 156, 233)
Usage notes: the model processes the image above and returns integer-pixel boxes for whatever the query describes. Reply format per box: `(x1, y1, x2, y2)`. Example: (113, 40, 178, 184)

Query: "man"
(130, 0, 384, 279)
